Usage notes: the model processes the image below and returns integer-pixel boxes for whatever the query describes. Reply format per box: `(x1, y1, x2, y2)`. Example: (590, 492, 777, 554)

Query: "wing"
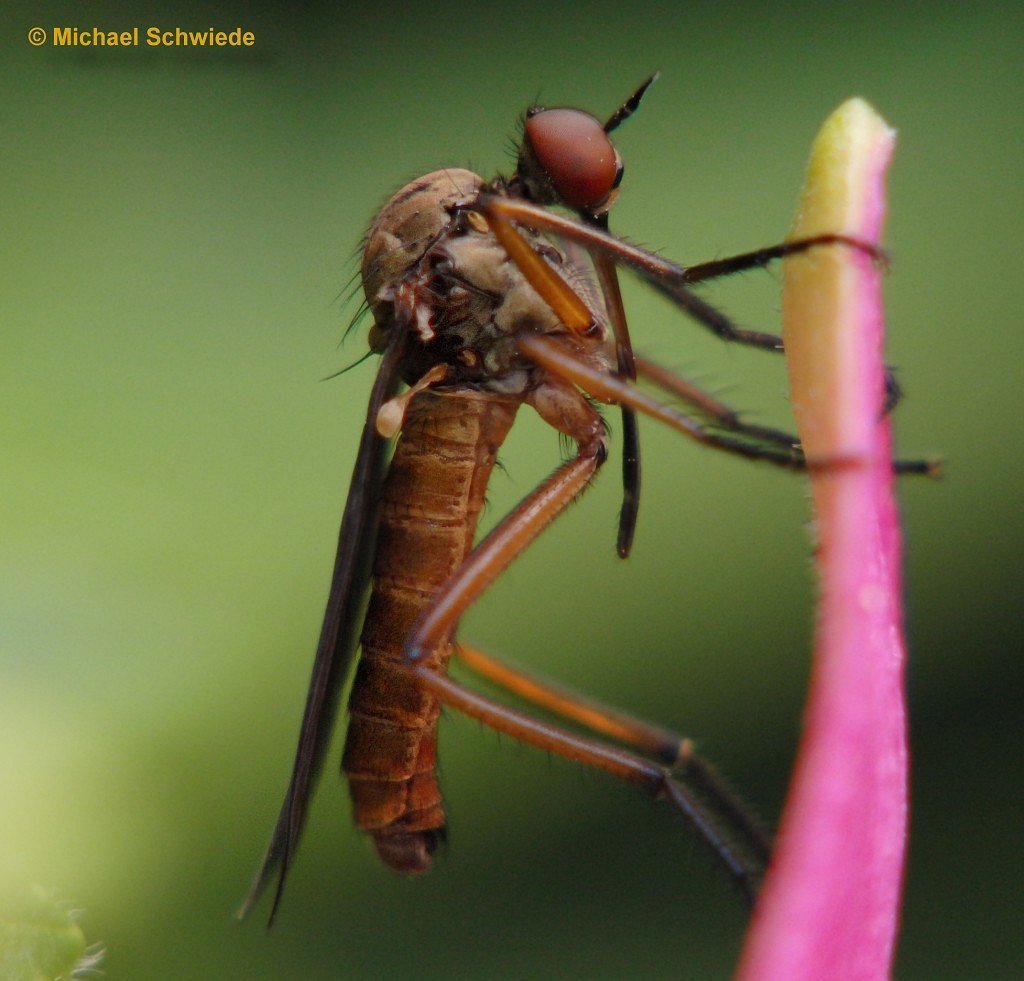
(238, 328, 405, 924)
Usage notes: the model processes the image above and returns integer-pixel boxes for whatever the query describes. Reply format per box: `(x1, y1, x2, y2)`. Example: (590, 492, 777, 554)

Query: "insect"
(240, 77, 931, 924)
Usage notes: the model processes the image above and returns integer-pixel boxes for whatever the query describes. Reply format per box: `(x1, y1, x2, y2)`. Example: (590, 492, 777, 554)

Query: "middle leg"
(524, 334, 938, 475)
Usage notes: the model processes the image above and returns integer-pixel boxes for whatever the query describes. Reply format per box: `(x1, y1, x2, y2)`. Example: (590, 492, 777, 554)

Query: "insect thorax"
(361, 169, 609, 394)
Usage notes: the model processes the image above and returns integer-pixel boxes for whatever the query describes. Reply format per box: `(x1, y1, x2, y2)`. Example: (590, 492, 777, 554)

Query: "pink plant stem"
(737, 101, 907, 980)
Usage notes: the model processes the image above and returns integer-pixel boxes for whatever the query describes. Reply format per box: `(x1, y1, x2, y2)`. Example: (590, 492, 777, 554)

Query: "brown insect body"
(342, 390, 518, 872)
(348, 169, 611, 869)
(241, 80, 931, 924)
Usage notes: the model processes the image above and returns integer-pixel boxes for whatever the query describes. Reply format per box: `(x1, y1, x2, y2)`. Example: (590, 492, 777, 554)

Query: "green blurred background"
(3, 2, 1021, 978)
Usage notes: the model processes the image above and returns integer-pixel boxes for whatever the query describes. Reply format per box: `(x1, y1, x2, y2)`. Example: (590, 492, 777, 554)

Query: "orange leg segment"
(472, 195, 881, 352)
(454, 642, 771, 879)
(525, 335, 938, 475)
(521, 333, 812, 469)
(455, 643, 687, 766)
(474, 197, 594, 336)
(480, 193, 640, 556)
(410, 662, 766, 904)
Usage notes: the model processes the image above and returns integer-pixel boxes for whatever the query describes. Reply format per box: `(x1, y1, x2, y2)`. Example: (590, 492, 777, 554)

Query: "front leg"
(474, 193, 907, 407)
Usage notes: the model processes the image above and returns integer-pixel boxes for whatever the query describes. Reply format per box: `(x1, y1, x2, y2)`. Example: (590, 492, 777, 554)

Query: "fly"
(240, 76, 932, 924)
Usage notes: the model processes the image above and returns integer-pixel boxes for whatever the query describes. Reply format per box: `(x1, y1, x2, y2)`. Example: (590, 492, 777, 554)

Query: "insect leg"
(404, 378, 607, 662)
(678, 234, 887, 284)
(591, 241, 641, 559)
(635, 356, 934, 472)
(524, 334, 808, 468)
(640, 240, 904, 416)
(454, 643, 770, 861)
(394, 385, 769, 897)
(635, 353, 803, 451)
(409, 661, 767, 903)
(475, 196, 907, 407)
(459, 641, 772, 875)
(455, 642, 687, 764)
(475, 196, 851, 351)
(523, 335, 939, 476)
(476, 192, 643, 556)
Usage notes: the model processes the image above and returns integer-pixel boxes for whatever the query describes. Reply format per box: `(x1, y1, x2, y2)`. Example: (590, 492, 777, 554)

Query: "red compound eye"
(524, 108, 619, 212)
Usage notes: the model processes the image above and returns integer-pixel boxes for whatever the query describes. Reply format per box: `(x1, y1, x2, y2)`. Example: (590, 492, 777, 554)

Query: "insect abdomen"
(342, 390, 518, 872)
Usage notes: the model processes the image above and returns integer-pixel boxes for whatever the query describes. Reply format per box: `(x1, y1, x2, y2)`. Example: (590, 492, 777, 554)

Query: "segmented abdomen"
(342, 389, 518, 872)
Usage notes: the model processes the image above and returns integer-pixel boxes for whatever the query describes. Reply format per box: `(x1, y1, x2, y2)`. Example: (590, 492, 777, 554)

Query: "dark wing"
(238, 329, 405, 925)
